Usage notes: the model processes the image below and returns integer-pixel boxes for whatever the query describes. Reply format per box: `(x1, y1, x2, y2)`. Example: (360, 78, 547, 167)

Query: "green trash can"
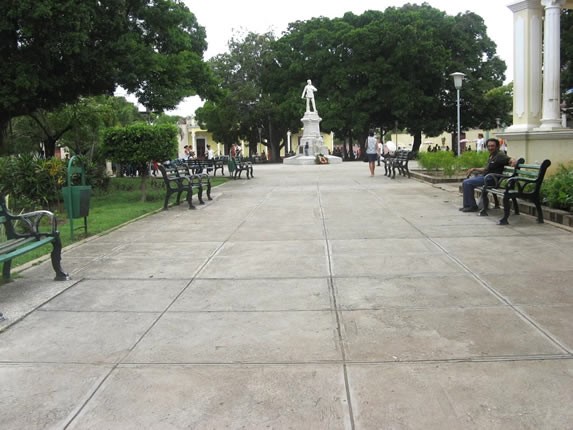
(62, 185, 91, 218)
(63, 156, 91, 239)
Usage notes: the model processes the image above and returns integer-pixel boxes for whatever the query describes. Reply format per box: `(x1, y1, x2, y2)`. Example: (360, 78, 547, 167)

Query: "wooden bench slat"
(0, 237, 36, 254)
(0, 237, 55, 263)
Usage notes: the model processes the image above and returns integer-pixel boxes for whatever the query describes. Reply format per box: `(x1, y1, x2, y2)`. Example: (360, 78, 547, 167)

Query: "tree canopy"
(0, 0, 216, 152)
(198, 4, 510, 157)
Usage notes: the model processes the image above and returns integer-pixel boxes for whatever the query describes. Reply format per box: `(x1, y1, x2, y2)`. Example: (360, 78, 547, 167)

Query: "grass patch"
(5, 176, 228, 269)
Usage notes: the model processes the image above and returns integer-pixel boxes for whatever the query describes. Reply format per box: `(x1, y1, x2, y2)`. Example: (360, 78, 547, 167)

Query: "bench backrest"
(0, 195, 17, 239)
(158, 164, 181, 184)
(497, 157, 525, 179)
(187, 159, 213, 174)
(510, 159, 551, 195)
(394, 150, 409, 161)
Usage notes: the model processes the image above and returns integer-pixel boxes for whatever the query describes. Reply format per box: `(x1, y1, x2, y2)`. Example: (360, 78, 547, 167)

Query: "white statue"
(301, 79, 317, 112)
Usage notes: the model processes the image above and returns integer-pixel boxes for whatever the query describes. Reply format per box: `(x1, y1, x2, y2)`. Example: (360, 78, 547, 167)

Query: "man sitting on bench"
(459, 138, 515, 213)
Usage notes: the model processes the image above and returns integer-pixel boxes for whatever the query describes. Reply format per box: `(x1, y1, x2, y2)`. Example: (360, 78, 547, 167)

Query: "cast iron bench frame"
(187, 159, 225, 177)
(182, 161, 213, 202)
(0, 195, 68, 282)
(479, 159, 551, 225)
(229, 156, 254, 180)
(158, 163, 204, 210)
(385, 150, 411, 179)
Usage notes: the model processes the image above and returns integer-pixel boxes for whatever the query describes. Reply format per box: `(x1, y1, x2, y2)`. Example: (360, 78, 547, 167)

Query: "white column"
(506, 1, 543, 132)
(537, 0, 566, 130)
(287, 131, 291, 153)
(191, 129, 196, 154)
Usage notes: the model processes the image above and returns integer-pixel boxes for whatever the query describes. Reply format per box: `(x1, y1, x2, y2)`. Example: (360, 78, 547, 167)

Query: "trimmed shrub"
(418, 150, 490, 177)
(0, 154, 66, 211)
(417, 151, 456, 176)
(542, 163, 573, 211)
(456, 151, 489, 170)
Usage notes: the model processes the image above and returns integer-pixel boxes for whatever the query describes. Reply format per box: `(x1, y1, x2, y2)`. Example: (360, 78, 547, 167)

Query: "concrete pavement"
(1, 161, 572, 429)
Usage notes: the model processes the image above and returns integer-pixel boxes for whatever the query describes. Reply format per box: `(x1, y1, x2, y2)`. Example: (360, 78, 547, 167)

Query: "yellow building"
(179, 116, 336, 159)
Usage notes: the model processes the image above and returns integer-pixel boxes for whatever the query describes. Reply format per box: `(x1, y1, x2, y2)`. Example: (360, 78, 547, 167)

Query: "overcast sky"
(166, 0, 514, 116)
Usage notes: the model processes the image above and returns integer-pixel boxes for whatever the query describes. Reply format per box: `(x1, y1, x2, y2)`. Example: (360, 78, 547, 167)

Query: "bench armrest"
(506, 176, 539, 194)
(12, 210, 59, 238)
(483, 172, 511, 188)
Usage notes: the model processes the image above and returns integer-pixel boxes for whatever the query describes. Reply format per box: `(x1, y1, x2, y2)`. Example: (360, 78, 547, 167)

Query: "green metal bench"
(1, 195, 68, 282)
(158, 163, 207, 210)
(479, 159, 551, 225)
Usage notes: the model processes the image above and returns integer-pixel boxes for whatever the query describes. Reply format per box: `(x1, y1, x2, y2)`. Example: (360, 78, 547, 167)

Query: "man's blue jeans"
(462, 175, 495, 208)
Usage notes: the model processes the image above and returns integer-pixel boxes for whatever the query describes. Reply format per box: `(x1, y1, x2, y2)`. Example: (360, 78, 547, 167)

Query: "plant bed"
(410, 169, 466, 184)
(462, 186, 573, 228)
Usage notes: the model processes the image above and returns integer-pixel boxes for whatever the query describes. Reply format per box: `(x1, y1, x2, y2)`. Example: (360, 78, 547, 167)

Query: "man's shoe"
(461, 206, 479, 212)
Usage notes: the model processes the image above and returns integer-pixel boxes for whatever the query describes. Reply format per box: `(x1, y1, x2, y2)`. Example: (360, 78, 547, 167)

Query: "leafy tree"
(264, 5, 508, 155)
(265, 16, 365, 159)
(196, 32, 290, 159)
(480, 83, 513, 131)
(102, 124, 178, 201)
(4, 96, 141, 157)
(0, 0, 216, 155)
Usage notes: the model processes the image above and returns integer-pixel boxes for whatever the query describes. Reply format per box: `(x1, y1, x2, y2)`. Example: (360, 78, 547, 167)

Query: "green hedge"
(542, 163, 573, 211)
(417, 151, 488, 177)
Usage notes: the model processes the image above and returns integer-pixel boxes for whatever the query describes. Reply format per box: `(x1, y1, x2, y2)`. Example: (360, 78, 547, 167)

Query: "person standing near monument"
(365, 130, 378, 176)
(301, 79, 318, 112)
(476, 133, 485, 152)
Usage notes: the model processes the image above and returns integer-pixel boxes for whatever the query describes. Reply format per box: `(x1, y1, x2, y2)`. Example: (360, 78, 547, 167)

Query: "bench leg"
(512, 197, 520, 215)
(3, 260, 12, 280)
(479, 189, 489, 216)
(197, 184, 205, 205)
(206, 180, 212, 200)
(534, 199, 544, 223)
(163, 192, 170, 210)
(499, 193, 511, 225)
(51, 236, 69, 281)
(186, 188, 196, 209)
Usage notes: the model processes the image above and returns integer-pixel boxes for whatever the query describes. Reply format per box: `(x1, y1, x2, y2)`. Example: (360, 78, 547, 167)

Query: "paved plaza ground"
(1, 161, 572, 429)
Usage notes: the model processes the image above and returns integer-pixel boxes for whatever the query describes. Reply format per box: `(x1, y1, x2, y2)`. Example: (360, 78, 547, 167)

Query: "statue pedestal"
(284, 110, 342, 165)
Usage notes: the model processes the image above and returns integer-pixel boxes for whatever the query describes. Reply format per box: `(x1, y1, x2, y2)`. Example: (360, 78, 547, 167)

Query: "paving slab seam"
(342, 354, 573, 365)
(115, 354, 573, 366)
(0, 278, 83, 334)
(3, 354, 571, 367)
(403, 217, 573, 356)
(58, 183, 279, 430)
(109, 354, 573, 366)
(318, 182, 356, 430)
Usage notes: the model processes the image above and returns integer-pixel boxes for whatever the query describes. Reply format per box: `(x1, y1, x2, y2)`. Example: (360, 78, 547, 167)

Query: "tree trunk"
(43, 138, 56, 158)
(270, 141, 280, 162)
(139, 164, 148, 202)
(411, 130, 422, 154)
(347, 135, 355, 160)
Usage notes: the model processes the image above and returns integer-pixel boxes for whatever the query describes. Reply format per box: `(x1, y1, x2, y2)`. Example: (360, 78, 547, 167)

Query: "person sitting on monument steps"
(301, 79, 317, 112)
(459, 138, 515, 213)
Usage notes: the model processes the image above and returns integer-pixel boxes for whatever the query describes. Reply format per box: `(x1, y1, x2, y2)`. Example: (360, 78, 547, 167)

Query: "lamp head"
(450, 72, 466, 90)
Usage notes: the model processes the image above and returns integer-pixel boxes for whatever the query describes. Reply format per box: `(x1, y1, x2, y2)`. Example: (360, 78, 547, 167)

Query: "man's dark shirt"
(484, 151, 510, 175)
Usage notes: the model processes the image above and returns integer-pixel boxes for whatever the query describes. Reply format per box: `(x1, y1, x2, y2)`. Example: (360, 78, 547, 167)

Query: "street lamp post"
(450, 72, 465, 156)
